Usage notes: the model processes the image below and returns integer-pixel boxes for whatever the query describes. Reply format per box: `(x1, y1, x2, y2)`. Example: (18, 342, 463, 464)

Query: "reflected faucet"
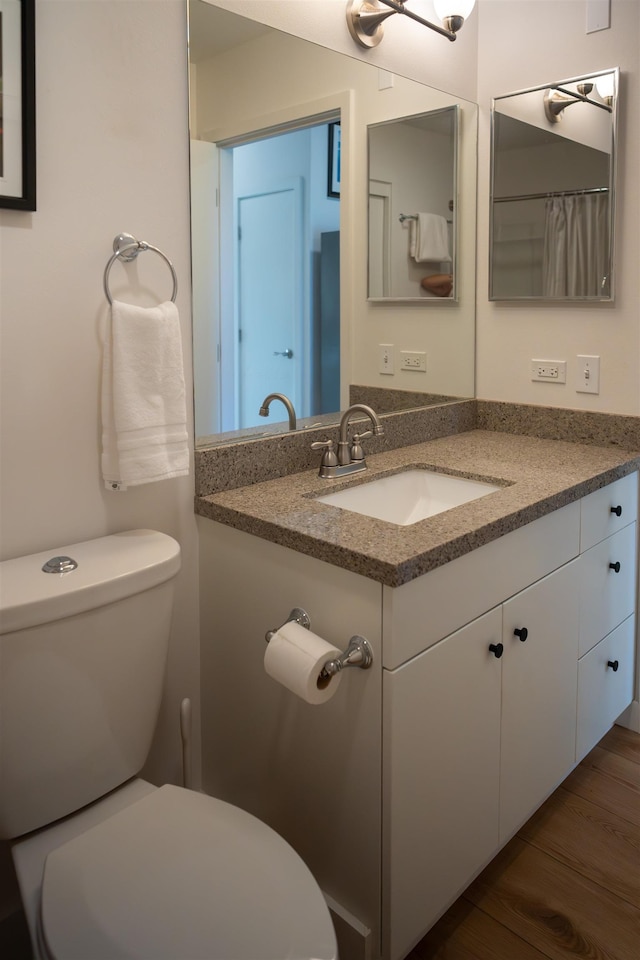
(259, 393, 297, 431)
(312, 404, 385, 478)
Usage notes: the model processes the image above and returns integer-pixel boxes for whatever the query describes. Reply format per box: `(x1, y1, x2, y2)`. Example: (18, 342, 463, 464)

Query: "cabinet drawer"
(580, 472, 638, 551)
(382, 501, 580, 670)
(578, 521, 637, 657)
(576, 615, 635, 761)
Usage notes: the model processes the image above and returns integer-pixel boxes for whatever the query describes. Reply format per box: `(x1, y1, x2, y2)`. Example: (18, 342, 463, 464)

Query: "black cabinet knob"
(610, 505, 622, 517)
(514, 627, 528, 642)
(489, 643, 504, 659)
(609, 561, 621, 573)
(607, 659, 619, 672)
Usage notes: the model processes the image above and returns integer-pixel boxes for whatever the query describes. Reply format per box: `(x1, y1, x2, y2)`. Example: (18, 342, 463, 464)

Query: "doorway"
(213, 119, 341, 434)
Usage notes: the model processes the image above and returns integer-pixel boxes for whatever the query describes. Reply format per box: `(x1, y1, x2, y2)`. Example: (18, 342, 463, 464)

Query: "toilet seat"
(39, 785, 337, 960)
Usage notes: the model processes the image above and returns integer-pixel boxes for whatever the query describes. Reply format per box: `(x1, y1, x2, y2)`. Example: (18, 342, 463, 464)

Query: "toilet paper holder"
(265, 607, 373, 680)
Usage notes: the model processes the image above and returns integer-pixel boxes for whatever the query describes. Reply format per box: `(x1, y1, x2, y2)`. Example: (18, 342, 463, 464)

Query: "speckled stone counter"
(196, 429, 640, 587)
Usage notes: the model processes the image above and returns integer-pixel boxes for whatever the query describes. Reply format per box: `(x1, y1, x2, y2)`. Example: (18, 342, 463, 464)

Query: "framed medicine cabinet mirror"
(368, 106, 458, 301)
(489, 68, 619, 301)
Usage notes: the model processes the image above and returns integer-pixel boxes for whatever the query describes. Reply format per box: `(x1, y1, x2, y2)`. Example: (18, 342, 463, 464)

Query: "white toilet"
(0, 529, 338, 960)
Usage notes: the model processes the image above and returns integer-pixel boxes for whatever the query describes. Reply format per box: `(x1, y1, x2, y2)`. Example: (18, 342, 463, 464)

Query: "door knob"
(274, 348, 294, 358)
(610, 505, 622, 517)
(489, 643, 504, 659)
(607, 659, 619, 672)
(609, 561, 621, 573)
(513, 627, 528, 642)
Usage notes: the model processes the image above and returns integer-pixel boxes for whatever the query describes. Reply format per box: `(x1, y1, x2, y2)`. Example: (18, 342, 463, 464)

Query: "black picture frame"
(327, 122, 341, 199)
(1, 0, 36, 210)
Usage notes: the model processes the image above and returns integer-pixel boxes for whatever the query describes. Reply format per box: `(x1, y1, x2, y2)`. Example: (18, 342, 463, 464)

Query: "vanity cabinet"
(384, 474, 637, 960)
(198, 472, 637, 960)
(384, 541, 581, 960)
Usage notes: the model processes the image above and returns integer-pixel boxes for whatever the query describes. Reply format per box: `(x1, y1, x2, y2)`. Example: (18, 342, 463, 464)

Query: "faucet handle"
(311, 439, 339, 468)
(350, 431, 372, 462)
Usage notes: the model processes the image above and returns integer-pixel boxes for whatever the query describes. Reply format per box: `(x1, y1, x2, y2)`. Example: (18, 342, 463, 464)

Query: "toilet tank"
(0, 529, 181, 839)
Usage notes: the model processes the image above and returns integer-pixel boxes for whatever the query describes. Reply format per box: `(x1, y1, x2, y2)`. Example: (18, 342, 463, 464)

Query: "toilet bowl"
(1, 531, 337, 960)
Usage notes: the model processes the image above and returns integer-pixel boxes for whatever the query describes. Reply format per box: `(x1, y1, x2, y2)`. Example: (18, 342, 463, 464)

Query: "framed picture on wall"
(1, 0, 36, 210)
(327, 122, 341, 198)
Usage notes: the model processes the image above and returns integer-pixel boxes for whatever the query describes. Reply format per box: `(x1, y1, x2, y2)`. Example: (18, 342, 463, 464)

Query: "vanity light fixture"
(346, 0, 475, 48)
(543, 79, 613, 123)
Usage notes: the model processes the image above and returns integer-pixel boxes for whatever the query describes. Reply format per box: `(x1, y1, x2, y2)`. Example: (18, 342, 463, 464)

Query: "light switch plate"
(576, 355, 600, 394)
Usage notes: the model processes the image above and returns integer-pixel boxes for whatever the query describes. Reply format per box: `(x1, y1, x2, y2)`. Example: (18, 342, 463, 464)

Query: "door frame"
(199, 92, 351, 429)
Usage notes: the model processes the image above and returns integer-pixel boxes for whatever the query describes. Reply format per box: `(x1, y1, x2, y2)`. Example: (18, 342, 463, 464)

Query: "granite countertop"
(195, 430, 640, 587)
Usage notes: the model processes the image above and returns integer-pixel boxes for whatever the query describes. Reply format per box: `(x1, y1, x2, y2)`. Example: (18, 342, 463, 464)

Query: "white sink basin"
(316, 469, 503, 526)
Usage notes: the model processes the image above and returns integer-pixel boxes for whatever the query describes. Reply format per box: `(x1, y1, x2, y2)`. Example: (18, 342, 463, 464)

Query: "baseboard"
(617, 699, 640, 733)
(323, 892, 374, 960)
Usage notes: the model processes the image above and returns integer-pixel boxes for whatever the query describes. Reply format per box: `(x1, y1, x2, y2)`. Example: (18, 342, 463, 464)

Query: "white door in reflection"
(237, 183, 302, 428)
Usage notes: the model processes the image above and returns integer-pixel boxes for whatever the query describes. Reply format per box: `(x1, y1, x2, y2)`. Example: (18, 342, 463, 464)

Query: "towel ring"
(103, 233, 178, 305)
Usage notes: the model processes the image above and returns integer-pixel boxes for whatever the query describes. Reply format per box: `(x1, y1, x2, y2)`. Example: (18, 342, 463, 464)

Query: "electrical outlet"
(576, 355, 600, 394)
(530, 359, 567, 383)
(379, 343, 394, 375)
(400, 350, 426, 372)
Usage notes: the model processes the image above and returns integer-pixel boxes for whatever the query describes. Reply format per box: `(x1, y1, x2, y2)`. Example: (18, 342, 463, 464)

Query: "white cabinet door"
(384, 607, 502, 960)
(500, 559, 580, 843)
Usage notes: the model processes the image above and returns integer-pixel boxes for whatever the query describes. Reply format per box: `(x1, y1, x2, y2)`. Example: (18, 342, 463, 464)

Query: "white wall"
(0, 0, 200, 912)
(476, 0, 640, 413)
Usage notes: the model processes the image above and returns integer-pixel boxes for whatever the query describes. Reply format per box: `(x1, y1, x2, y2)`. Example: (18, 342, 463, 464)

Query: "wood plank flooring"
(409, 724, 640, 960)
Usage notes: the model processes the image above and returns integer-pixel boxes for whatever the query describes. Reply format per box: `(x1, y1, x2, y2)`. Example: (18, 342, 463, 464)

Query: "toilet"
(0, 529, 337, 960)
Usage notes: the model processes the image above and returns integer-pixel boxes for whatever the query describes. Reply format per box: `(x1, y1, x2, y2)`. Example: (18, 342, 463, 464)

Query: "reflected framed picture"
(1, 0, 36, 210)
(327, 121, 340, 198)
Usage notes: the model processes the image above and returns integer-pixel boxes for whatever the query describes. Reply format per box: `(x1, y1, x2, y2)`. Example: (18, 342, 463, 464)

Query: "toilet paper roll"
(264, 621, 343, 705)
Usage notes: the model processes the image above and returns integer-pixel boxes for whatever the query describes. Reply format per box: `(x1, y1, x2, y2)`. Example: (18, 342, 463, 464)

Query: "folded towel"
(409, 213, 452, 263)
(101, 299, 189, 491)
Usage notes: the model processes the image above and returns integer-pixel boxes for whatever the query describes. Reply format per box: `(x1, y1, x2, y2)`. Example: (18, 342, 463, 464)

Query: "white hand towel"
(101, 299, 189, 491)
(409, 213, 452, 263)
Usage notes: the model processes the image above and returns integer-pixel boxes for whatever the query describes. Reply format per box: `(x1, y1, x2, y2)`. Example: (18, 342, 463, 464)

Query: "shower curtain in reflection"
(542, 193, 610, 297)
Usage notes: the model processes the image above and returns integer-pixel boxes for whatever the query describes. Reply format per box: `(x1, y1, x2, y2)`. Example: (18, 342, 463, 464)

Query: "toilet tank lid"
(0, 530, 181, 635)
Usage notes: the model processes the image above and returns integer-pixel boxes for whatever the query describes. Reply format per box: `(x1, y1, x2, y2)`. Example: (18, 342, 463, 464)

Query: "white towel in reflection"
(409, 213, 451, 263)
(101, 299, 189, 491)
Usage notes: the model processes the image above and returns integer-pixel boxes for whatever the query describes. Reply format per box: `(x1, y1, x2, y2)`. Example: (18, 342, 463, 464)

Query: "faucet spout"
(259, 393, 297, 431)
(337, 404, 384, 466)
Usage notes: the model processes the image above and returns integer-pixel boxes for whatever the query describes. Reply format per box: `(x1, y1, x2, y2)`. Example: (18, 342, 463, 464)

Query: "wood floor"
(407, 724, 640, 960)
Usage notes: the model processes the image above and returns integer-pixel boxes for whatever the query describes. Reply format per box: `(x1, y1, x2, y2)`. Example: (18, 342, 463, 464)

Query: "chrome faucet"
(258, 393, 297, 431)
(312, 404, 384, 478)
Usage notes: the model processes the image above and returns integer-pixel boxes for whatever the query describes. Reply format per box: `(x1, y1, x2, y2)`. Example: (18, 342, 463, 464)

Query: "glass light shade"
(433, 0, 476, 21)
(595, 73, 615, 100)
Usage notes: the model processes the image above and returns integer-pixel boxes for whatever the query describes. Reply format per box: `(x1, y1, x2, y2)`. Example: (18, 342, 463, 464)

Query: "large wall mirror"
(368, 106, 458, 301)
(490, 68, 619, 301)
(189, 0, 478, 446)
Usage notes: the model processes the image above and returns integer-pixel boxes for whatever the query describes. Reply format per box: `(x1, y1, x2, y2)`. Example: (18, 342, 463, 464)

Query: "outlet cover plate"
(531, 359, 567, 383)
(400, 350, 426, 372)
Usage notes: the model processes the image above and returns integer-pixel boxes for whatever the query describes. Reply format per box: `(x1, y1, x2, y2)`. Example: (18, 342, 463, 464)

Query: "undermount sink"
(316, 468, 503, 526)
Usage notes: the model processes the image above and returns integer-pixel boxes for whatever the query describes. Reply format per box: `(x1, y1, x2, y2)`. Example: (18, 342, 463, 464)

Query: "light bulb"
(433, 0, 476, 21)
(595, 72, 615, 102)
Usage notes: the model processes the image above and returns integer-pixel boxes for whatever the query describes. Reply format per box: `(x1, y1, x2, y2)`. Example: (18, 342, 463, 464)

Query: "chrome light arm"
(347, 0, 458, 48)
